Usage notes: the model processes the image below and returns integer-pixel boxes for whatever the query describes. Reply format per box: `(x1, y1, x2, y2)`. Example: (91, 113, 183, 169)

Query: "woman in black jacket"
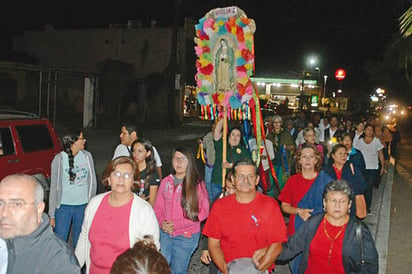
(277, 180, 378, 274)
(322, 144, 367, 219)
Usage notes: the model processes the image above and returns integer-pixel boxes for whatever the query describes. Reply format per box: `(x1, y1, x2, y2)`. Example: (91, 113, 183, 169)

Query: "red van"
(0, 111, 63, 196)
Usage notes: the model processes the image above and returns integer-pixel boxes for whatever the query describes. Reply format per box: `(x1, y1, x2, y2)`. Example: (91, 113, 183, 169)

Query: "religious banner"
(194, 6, 256, 120)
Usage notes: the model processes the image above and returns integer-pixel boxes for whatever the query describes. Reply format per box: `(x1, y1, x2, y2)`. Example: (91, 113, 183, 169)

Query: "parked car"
(0, 110, 62, 205)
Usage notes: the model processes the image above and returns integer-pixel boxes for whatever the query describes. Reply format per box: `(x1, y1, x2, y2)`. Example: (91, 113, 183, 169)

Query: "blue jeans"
(210, 183, 223, 203)
(160, 230, 200, 274)
(54, 204, 87, 248)
(204, 165, 214, 201)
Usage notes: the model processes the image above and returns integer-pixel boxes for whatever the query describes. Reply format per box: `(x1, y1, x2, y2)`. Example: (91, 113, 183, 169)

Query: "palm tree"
(400, 6, 412, 37)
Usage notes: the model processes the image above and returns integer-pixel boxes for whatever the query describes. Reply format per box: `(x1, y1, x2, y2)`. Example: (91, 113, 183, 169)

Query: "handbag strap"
(356, 220, 366, 265)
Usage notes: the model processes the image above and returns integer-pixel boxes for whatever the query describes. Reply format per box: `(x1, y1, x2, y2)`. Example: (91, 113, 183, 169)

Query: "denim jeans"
(160, 230, 200, 274)
(210, 183, 223, 203)
(204, 165, 214, 202)
(54, 204, 87, 248)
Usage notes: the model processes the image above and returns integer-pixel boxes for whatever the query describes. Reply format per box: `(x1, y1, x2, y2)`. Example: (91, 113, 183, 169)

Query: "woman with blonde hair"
(279, 143, 333, 274)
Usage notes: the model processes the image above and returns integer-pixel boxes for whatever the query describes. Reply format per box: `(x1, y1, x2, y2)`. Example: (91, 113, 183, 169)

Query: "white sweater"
(75, 192, 160, 273)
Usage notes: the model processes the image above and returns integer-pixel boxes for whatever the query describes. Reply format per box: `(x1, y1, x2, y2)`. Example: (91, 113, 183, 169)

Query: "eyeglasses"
(111, 171, 133, 180)
(0, 200, 36, 210)
(234, 174, 256, 182)
(326, 198, 348, 205)
(173, 157, 188, 163)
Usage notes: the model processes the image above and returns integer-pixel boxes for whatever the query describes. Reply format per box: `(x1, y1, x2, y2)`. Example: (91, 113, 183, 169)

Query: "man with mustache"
(203, 158, 287, 274)
(0, 174, 80, 274)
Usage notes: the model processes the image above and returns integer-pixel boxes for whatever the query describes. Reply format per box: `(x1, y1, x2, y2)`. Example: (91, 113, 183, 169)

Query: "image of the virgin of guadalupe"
(214, 38, 235, 92)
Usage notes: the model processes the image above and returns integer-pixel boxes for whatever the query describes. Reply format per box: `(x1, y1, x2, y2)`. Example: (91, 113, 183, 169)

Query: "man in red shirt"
(203, 158, 287, 274)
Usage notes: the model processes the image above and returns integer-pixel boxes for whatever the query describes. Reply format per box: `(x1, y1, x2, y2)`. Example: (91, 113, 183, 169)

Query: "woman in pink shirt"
(154, 147, 209, 274)
(75, 156, 159, 274)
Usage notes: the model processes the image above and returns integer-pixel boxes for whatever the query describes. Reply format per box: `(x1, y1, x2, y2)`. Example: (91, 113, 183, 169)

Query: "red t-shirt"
(332, 165, 343, 180)
(89, 194, 133, 274)
(306, 217, 346, 274)
(278, 173, 316, 236)
(203, 193, 287, 264)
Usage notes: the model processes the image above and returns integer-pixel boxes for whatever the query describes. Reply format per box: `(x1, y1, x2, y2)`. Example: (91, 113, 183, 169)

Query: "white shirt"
(248, 138, 275, 171)
(0, 238, 7, 274)
(113, 144, 162, 167)
(354, 137, 383, 170)
(318, 119, 330, 142)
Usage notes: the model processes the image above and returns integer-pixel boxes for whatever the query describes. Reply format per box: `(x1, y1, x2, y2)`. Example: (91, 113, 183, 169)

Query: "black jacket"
(277, 213, 378, 273)
(6, 214, 80, 274)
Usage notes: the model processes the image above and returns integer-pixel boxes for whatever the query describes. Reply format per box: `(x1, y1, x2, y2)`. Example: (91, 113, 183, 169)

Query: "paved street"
(83, 118, 406, 274)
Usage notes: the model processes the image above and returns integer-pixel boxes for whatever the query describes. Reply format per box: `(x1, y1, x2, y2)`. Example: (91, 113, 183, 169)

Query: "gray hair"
(232, 158, 258, 176)
(1, 174, 44, 204)
(272, 115, 282, 124)
(323, 180, 354, 202)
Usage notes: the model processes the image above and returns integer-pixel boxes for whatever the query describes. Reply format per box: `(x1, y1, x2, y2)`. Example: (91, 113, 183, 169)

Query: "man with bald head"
(0, 174, 80, 274)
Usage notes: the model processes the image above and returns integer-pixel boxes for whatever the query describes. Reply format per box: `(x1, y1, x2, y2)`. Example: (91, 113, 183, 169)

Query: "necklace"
(323, 217, 346, 265)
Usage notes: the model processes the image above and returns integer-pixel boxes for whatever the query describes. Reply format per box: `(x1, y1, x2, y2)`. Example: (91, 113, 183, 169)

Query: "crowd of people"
(0, 109, 399, 273)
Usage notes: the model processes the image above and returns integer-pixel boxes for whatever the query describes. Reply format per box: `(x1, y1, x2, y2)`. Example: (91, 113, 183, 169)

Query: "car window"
(0, 127, 15, 156)
(16, 124, 54, 153)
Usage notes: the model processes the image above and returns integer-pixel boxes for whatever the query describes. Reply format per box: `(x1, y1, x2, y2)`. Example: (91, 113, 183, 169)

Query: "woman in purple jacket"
(154, 147, 209, 274)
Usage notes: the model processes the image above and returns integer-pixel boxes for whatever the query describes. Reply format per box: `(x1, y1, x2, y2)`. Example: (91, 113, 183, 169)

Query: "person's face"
(119, 127, 135, 146)
(172, 151, 188, 177)
(232, 165, 259, 194)
(304, 130, 316, 145)
(364, 126, 374, 138)
(228, 129, 241, 147)
(109, 163, 135, 195)
(330, 117, 338, 127)
(0, 178, 44, 239)
(273, 119, 282, 131)
(72, 132, 86, 151)
(374, 118, 381, 127)
(342, 135, 352, 150)
(299, 147, 317, 171)
(225, 180, 236, 195)
(331, 147, 348, 166)
(132, 143, 150, 165)
(323, 191, 351, 220)
(346, 120, 352, 127)
(357, 122, 365, 132)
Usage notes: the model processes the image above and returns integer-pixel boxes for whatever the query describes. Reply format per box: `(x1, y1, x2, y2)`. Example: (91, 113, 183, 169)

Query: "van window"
(16, 124, 54, 153)
(0, 127, 15, 156)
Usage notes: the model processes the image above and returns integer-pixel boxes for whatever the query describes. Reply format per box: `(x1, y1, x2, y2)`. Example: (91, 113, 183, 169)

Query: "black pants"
(364, 169, 379, 212)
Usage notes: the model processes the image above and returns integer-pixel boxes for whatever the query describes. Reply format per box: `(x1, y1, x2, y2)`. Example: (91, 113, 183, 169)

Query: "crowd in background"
(1, 108, 400, 273)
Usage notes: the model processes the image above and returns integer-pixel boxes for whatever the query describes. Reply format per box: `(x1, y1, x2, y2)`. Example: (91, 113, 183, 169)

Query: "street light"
(323, 75, 328, 105)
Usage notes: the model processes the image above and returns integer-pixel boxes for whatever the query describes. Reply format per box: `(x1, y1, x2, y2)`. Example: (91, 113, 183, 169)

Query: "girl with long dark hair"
(131, 138, 160, 206)
(49, 129, 97, 248)
(154, 147, 209, 274)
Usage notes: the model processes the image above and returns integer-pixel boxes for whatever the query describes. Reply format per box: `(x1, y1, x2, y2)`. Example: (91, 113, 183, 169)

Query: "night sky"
(0, 0, 410, 99)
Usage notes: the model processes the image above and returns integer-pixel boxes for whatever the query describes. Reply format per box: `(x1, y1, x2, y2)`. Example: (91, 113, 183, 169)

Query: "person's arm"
(281, 202, 313, 221)
(361, 223, 379, 273)
(208, 237, 228, 274)
(213, 119, 224, 141)
(48, 154, 60, 226)
(378, 149, 385, 175)
(253, 242, 283, 272)
(86, 151, 97, 197)
(148, 185, 159, 207)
